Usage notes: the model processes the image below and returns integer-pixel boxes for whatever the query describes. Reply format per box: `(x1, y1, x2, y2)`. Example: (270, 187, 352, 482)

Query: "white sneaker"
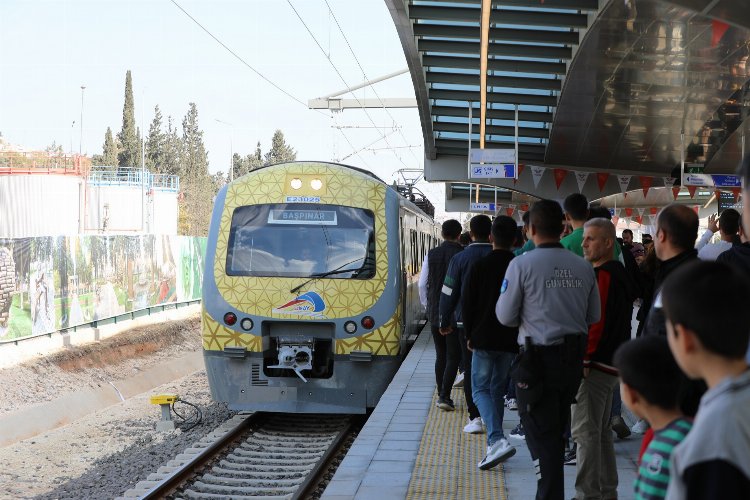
(453, 371, 465, 388)
(463, 417, 485, 434)
(478, 438, 516, 470)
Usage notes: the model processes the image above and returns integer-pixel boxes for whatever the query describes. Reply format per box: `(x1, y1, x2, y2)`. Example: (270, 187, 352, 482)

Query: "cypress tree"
(117, 70, 140, 172)
(102, 127, 118, 167)
(145, 105, 165, 172)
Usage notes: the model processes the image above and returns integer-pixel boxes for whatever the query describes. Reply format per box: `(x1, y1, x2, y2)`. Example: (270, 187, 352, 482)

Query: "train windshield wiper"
(289, 257, 372, 294)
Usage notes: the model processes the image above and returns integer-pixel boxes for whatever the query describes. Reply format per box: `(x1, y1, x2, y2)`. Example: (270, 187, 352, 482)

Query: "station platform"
(322, 329, 642, 500)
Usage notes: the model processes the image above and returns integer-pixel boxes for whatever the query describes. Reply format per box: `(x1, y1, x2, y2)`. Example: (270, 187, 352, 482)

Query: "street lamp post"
(79, 86, 86, 156)
(215, 119, 234, 182)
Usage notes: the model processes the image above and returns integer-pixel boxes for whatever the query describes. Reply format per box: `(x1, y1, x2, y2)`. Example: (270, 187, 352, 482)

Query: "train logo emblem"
(273, 291, 327, 318)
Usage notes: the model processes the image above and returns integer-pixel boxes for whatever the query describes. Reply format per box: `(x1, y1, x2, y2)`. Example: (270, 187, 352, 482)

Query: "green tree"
(264, 130, 296, 165)
(102, 127, 118, 167)
(162, 116, 182, 176)
(117, 70, 141, 172)
(178, 102, 213, 236)
(181, 102, 208, 178)
(145, 105, 165, 172)
(250, 141, 264, 170)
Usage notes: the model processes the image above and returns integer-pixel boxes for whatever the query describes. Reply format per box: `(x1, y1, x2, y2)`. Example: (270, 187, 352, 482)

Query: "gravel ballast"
(0, 313, 237, 499)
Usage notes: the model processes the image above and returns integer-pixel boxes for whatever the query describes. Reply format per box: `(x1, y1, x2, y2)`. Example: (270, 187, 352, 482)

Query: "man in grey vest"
(496, 199, 600, 500)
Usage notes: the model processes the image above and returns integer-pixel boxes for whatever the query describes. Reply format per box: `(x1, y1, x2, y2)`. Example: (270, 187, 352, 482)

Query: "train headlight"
(290, 178, 303, 190)
(240, 318, 254, 331)
(310, 178, 323, 190)
(361, 316, 375, 330)
(223, 312, 237, 326)
(344, 321, 357, 334)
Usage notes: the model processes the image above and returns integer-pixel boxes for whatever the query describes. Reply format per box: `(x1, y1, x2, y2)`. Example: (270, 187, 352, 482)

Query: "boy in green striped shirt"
(614, 336, 692, 500)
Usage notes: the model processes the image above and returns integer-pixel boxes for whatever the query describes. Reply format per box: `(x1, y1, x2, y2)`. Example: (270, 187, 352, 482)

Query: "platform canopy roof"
(385, 0, 750, 204)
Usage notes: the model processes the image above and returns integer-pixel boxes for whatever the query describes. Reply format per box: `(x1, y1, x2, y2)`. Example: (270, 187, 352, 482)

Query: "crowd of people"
(417, 157, 750, 499)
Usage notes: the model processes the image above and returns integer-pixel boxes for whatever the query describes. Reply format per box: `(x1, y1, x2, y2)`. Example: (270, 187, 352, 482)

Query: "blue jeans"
(472, 349, 515, 446)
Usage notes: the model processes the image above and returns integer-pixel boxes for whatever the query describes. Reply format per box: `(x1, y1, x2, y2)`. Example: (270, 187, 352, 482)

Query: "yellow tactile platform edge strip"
(407, 388, 508, 500)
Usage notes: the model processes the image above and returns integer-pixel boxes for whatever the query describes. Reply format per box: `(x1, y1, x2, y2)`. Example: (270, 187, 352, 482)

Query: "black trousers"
(513, 336, 584, 500)
(458, 327, 480, 420)
(430, 325, 462, 400)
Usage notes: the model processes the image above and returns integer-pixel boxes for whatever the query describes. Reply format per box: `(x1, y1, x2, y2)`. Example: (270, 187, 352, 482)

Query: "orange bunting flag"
(650, 207, 658, 216)
(553, 168, 568, 190)
(639, 176, 653, 198)
(624, 207, 633, 217)
(506, 207, 515, 217)
(612, 216, 619, 226)
(732, 188, 741, 203)
(520, 203, 529, 212)
(672, 186, 681, 200)
(596, 173, 609, 192)
(687, 185, 697, 198)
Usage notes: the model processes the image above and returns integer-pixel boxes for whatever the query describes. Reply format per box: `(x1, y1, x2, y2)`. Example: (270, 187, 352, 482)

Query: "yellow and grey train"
(202, 161, 439, 413)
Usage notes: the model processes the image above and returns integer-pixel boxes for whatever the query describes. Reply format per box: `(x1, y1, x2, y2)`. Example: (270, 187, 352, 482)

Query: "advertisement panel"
(0, 235, 206, 341)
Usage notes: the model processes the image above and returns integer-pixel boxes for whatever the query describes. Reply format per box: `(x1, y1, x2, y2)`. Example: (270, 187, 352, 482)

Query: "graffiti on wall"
(0, 235, 206, 341)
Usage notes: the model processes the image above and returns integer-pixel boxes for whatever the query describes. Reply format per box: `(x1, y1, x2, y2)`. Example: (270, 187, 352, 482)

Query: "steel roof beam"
(427, 70, 562, 91)
(431, 104, 553, 122)
(418, 39, 572, 60)
(422, 55, 567, 75)
(409, 5, 589, 28)
(430, 88, 557, 107)
(413, 24, 581, 45)
(436, 138, 545, 153)
(434, 121, 549, 138)
(422, 0, 598, 10)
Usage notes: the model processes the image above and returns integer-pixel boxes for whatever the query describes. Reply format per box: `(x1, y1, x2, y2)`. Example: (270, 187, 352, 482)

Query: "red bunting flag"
(732, 188, 741, 203)
(624, 207, 633, 217)
(596, 173, 609, 191)
(692, 205, 700, 215)
(514, 164, 525, 185)
(506, 207, 515, 217)
(553, 168, 568, 190)
(635, 215, 643, 225)
(520, 203, 529, 212)
(687, 185, 697, 198)
(712, 20, 730, 48)
(612, 216, 619, 226)
(650, 207, 658, 216)
(672, 186, 681, 200)
(640, 176, 653, 198)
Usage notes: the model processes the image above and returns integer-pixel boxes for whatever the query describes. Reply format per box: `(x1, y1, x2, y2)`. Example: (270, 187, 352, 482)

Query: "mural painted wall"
(0, 235, 206, 341)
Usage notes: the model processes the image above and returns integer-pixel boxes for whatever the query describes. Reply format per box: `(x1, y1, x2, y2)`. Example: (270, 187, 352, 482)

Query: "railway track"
(119, 412, 354, 500)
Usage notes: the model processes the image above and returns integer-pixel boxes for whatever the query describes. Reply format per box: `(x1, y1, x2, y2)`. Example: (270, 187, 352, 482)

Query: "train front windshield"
(226, 204, 376, 279)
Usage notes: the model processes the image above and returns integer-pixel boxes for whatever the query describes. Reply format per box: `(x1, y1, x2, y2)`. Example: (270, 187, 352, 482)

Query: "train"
(201, 161, 440, 413)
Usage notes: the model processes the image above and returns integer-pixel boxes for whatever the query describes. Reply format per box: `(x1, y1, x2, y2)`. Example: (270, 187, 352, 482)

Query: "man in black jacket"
(418, 219, 463, 410)
(572, 218, 637, 499)
(643, 203, 698, 338)
(462, 216, 519, 470)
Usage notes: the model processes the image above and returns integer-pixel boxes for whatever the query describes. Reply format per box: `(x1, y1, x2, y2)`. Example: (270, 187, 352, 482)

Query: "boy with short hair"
(613, 336, 692, 500)
(661, 260, 750, 499)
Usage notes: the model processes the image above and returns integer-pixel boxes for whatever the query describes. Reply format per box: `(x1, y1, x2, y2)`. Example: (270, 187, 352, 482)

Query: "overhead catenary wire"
(168, 0, 327, 117)
(340, 128, 400, 162)
(322, 0, 421, 164)
(286, 0, 411, 170)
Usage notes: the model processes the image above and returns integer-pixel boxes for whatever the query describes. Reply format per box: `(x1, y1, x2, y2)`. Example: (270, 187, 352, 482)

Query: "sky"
(0, 0, 449, 214)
